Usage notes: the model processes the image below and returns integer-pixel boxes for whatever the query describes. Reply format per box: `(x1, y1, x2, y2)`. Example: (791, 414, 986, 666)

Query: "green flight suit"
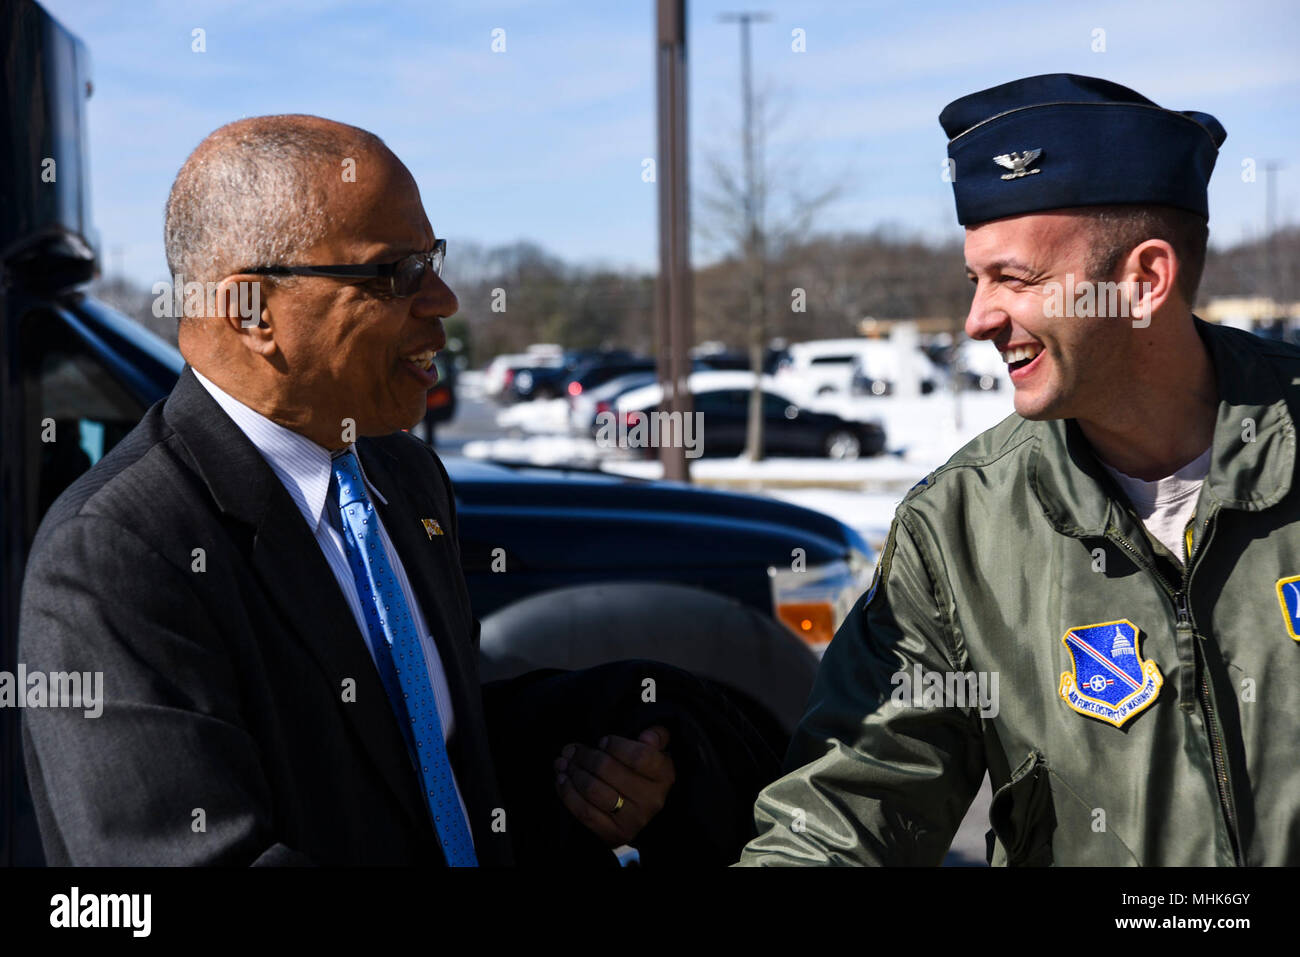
(738, 318, 1300, 866)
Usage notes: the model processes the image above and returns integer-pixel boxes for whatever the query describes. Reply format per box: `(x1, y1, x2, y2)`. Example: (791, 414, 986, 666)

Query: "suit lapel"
(162, 367, 434, 840)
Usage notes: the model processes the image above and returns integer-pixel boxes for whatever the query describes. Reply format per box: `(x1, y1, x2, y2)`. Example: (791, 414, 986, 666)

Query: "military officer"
(737, 73, 1300, 865)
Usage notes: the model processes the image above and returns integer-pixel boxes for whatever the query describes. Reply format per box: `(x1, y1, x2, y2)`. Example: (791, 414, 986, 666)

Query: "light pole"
(655, 0, 695, 482)
(719, 11, 770, 462)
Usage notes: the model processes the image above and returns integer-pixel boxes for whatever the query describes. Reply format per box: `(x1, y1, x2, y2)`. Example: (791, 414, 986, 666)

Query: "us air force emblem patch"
(1275, 575, 1300, 640)
(1058, 619, 1162, 728)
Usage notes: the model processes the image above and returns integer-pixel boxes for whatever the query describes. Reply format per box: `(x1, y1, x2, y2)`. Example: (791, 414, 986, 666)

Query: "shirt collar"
(191, 368, 388, 532)
(1029, 317, 1296, 537)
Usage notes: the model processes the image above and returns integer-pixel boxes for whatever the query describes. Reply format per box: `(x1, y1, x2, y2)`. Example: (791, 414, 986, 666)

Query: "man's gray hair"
(164, 115, 386, 288)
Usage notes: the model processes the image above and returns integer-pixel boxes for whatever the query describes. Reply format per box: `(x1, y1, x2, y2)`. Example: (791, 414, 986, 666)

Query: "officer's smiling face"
(963, 211, 1128, 423)
(253, 147, 456, 449)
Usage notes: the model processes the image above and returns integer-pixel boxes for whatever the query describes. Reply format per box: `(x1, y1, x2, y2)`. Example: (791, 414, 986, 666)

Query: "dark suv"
(0, 0, 875, 866)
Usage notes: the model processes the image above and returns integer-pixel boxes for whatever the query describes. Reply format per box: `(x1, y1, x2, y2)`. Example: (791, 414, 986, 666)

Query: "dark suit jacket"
(19, 366, 513, 866)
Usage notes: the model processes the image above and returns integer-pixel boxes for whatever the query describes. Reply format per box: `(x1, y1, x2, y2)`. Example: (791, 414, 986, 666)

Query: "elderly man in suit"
(19, 115, 674, 865)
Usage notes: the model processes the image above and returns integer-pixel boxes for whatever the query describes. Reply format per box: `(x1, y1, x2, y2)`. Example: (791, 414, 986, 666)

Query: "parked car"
(613, 371, 887, 459)
(688, 348, 752, 371)
(501, 365, 553, 402)
(421, 353, 457, 442)
(950, 339, 1007, 392)
(848, 344, 941, 397)
(569, 358, 774, 434)
(505, 348, 636, 403)
(775, 339, 867, 395)
(483, 348, 565, 401)
(777, 338, 941, 397)
(563, 357, 658, 398)
(569, 369, 659, 433)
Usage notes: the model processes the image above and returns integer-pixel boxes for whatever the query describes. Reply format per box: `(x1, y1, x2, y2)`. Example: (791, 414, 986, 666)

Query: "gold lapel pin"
(421, 518, 444, 539)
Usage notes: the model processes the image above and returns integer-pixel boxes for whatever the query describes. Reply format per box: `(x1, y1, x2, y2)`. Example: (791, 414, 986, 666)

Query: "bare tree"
(696, 84, 843, 461)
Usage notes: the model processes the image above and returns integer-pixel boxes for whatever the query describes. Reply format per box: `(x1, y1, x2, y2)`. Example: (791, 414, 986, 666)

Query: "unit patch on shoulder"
(1058, 619, 1162, 728)
(1275, 575, 1300, 641)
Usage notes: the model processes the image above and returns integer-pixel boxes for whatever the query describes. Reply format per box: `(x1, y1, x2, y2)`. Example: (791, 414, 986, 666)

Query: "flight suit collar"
(1030, 317, 1296, 538)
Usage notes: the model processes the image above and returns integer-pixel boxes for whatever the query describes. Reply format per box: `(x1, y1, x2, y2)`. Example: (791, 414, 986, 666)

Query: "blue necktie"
(328, 449, 478, 867)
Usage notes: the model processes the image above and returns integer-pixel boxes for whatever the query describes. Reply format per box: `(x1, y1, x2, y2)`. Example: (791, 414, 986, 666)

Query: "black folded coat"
(482, 660, 783, 867)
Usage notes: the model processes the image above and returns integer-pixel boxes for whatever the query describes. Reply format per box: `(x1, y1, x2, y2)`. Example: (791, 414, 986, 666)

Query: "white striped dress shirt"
(192, 368, 472, 838)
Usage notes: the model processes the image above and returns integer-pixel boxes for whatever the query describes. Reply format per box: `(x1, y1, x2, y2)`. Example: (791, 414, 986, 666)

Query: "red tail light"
(568, 381, 582, 397)
(504, 369, 515, 388)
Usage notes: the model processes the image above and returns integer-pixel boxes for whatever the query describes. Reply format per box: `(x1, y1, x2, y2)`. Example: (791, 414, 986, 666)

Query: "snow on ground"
(464, 388, 1017, 551)
(494, 397, 571, 434)
(462, 434, 604, 466)
(456, 370, 486, 399)
(472, 391, 1014, 475)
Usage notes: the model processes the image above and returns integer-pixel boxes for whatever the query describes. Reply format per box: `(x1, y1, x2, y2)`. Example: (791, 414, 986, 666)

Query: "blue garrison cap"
(940, 73, 1226, 226)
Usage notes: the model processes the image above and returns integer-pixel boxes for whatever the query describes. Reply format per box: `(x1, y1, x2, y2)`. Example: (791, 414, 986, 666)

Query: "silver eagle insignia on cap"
(993, 149, 1042, 179)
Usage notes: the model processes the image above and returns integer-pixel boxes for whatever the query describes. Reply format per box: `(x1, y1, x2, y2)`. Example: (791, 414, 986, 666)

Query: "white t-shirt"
(1101, 446, 1212, 565)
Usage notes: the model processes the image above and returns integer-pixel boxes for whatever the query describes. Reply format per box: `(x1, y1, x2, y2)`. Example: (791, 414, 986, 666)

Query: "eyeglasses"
(243, 239, 446, 298)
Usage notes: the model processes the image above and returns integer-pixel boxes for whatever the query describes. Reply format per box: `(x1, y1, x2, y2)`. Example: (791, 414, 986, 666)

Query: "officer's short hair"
(1077, 205, 1209, 307)
(164, 115, 387, 300)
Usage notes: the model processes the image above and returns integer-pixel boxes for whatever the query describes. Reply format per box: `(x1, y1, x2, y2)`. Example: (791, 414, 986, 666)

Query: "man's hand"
(554, 726, 675, 846)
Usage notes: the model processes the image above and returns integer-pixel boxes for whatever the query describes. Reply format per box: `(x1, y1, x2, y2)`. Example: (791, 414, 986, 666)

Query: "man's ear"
(1119, 239, 1177, 323)
(215, 274, 277, 357)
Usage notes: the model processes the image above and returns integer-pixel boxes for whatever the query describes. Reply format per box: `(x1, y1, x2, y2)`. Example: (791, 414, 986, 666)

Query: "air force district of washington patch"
(1058, 619, 1163, 728)
(1274, 575, 1300, 641)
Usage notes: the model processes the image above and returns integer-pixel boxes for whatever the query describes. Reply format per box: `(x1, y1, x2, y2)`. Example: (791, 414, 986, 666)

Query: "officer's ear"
(216, 274, 277, 357)
(1117, 239, 1177, 321)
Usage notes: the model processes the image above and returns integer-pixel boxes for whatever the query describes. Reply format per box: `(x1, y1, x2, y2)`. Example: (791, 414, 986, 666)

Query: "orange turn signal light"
(775, 601, 835, 648)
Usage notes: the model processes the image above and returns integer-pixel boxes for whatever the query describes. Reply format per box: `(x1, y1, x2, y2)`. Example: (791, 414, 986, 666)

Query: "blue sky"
(40, 0, 1300, 289)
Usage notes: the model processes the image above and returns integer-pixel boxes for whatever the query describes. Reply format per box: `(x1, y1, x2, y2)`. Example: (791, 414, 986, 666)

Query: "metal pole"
(720, 12, 769, 462)
(740, 17, 754, 236)
(655, 0, 693, 482)
(1264, 161, 1282, 311)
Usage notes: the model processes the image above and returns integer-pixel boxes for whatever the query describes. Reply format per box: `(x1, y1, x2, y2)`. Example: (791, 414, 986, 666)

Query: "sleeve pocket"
(985, 750, 1056, 866)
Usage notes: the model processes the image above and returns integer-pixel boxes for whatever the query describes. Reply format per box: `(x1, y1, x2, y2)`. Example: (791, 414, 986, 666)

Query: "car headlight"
(768, 549, 874, 656)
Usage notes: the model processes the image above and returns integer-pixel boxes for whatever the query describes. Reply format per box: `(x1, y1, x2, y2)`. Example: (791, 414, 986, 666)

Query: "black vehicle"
(562, 352, 763, 402)
(502, 350, 759, 404)
(568, 369, 660, 432)
(563, 357, 658, 398)
(502, 364, 557, 401)
(420, 353, 457, 441)
(615, 382, 887, 460)
(502, 349, 647, 403)
(0, 0, 875, 866)
(689, 350, 752, 371)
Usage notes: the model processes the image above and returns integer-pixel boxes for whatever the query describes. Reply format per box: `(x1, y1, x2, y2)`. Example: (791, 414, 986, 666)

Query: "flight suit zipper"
(1179, 508, 1244, 866)
(1110, 516, 1244, 865)
(1191, 622, 1242, 865)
